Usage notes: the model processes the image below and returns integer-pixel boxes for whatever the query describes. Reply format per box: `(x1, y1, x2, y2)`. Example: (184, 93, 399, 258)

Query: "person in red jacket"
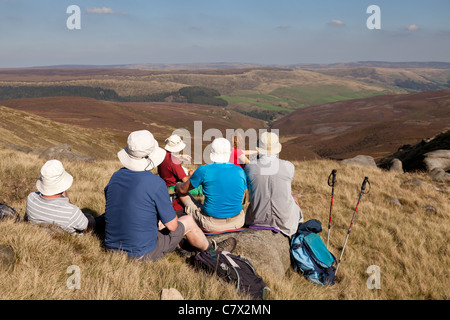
(158, 134, 201, 215)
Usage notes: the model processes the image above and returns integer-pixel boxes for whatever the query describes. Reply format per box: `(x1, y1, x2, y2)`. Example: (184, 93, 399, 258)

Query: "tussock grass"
(0, 147, 449, 300)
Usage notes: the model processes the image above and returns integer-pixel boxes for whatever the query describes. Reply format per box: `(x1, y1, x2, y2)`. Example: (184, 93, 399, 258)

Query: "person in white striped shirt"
(25, 160, 94, 234)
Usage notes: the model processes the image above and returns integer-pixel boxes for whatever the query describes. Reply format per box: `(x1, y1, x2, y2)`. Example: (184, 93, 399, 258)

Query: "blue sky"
(0, 0, 449, 67)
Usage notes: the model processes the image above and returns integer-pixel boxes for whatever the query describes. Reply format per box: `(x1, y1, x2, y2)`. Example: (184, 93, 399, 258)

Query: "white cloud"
(405, 24, 420, 31)
(86, 7, 126, 15)
(328, 20, 345, 27)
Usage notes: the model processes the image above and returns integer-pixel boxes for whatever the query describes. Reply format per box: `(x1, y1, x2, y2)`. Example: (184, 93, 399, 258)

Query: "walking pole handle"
(361, 177, 370, 194)
(328, 169, 337, 187)
(326, 169, 337, 249)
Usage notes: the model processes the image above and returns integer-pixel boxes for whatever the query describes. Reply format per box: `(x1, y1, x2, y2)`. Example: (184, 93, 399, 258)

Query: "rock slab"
(208, 228, 291, 279)
(0, 245, 16, 271)
(342, 155, 377, 167)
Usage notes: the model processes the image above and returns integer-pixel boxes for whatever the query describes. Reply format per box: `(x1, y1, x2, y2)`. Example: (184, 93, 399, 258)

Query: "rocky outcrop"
(342, 155, 377, 167)
(161, 288, 184, 300)
(428, 168, 450, 182)
(389, 158, 404, 173)
(377, 130, 450, 172)
(423, 150, 450, 172)
(36, 144, 95, 163)
(207, 228, 291, 279)
(0, 245, 16, 271)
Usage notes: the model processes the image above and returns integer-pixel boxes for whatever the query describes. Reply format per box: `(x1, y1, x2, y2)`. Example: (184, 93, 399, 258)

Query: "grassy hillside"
(0, 106, 119, 160)
(1, 145, 448, 300)
(0, 97, 266, 153)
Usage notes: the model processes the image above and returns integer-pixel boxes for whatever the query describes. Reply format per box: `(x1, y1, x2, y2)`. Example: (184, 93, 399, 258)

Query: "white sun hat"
(36, 160, 74, 196)
(164, 134, 186, 153)
(256, 131, 282, 155)
(210, 138, 231, 164)
(117, 130, 166, 171)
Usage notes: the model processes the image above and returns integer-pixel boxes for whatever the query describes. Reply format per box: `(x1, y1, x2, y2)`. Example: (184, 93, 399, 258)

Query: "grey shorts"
(134, 222, 185, 262)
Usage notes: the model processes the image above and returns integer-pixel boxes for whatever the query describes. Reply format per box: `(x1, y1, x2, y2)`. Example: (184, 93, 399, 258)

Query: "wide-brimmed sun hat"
(256, 132, 282, 155)
(117, 130, 166, 171)
(164, 134, 186, 153)
(36, 160, 74, 196)
(210, 138, 231, 163)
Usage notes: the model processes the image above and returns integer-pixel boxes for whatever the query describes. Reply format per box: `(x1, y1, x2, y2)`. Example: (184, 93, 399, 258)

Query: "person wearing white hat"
(158, 135, 202, 214)
(176, 137, 247, 234)
(244, 131, 303, 237)
(25, 159, 94, 234)
(104, 130, 233, 261)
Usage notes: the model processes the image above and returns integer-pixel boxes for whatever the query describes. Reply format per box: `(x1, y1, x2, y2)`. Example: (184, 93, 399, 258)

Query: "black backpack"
(0, 204, 20, 222)
(194, 248, 270, 300)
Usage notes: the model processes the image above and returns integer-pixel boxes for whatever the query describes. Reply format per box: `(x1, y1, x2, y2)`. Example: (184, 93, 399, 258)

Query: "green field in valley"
(269, 85, 387, 108)
(221, 85, 388, 114)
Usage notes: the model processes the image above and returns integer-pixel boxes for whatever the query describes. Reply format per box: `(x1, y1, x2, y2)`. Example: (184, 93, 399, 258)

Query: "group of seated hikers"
(20, 129, 304, 262)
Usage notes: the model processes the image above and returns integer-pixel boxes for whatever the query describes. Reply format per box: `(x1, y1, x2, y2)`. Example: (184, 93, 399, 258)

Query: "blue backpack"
(290, 219, 337, 286)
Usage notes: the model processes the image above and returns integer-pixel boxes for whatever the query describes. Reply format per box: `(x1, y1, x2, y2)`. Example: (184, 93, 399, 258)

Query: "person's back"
(158, 135, 189, 188)
(26, 192, 88, 234)
(104, 168, 174, 257)
(25, 160, 90, 234)
(177, 138, 247, 233)
(244, 132, 303, 236)
(191, 162, 246, 219)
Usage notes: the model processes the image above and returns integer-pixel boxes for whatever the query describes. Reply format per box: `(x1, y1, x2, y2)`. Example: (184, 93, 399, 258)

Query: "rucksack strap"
(221, 252, 241, 294)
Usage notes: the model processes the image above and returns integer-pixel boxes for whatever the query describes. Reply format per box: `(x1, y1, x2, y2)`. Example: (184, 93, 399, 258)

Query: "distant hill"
(1, 65, 449, 123)
(271, 89, 450, 161)
(293, 61, 450, 69)
(0, 67, 396, 121)
(0, 63, 450, 121)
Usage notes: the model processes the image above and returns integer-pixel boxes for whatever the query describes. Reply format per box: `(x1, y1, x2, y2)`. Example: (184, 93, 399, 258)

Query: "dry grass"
(0, 147, 449, 300)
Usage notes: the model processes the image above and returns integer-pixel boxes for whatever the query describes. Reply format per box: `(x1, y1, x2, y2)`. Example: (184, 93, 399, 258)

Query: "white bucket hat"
(164, 135, 186, 153)
(117, 130, 166, 171)
(256, 132, 282, 155)
(36, 160, 74, 196)
(210, 138, 231, 164)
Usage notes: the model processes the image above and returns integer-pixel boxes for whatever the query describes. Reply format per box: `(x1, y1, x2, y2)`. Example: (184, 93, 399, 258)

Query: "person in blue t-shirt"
(104, 130, 237, 262)
(176, 138, 247, 233)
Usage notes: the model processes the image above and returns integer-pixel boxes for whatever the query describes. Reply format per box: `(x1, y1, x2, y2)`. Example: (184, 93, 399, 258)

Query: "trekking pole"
(335, 177, 370, 276)
(326, 169, 337, 249)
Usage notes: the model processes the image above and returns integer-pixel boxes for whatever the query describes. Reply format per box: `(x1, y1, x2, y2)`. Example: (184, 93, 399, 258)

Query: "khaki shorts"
(181, 194, 245, 233)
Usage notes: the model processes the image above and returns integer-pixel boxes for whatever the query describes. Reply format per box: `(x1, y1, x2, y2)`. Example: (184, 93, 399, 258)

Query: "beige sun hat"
(36, 160, 74, 196)
(117, 130, 166, 171)
(164, 134, 186, 153)
(210, 138, 231, 163)
(256, 131, 282, 155)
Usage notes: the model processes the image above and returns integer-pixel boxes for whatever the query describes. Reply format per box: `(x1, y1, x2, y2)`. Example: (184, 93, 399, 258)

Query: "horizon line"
(1, 60, 450, 70)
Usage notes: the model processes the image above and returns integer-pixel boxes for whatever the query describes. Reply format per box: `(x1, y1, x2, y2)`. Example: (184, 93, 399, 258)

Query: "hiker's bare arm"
(244, 150, 258, 156)
(176, 180, 191, 195)
(238, 154, 250, 165)
(164, 217, 178, 232)
(176, 170, 194, 195)
(181, 169, 194, 183)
